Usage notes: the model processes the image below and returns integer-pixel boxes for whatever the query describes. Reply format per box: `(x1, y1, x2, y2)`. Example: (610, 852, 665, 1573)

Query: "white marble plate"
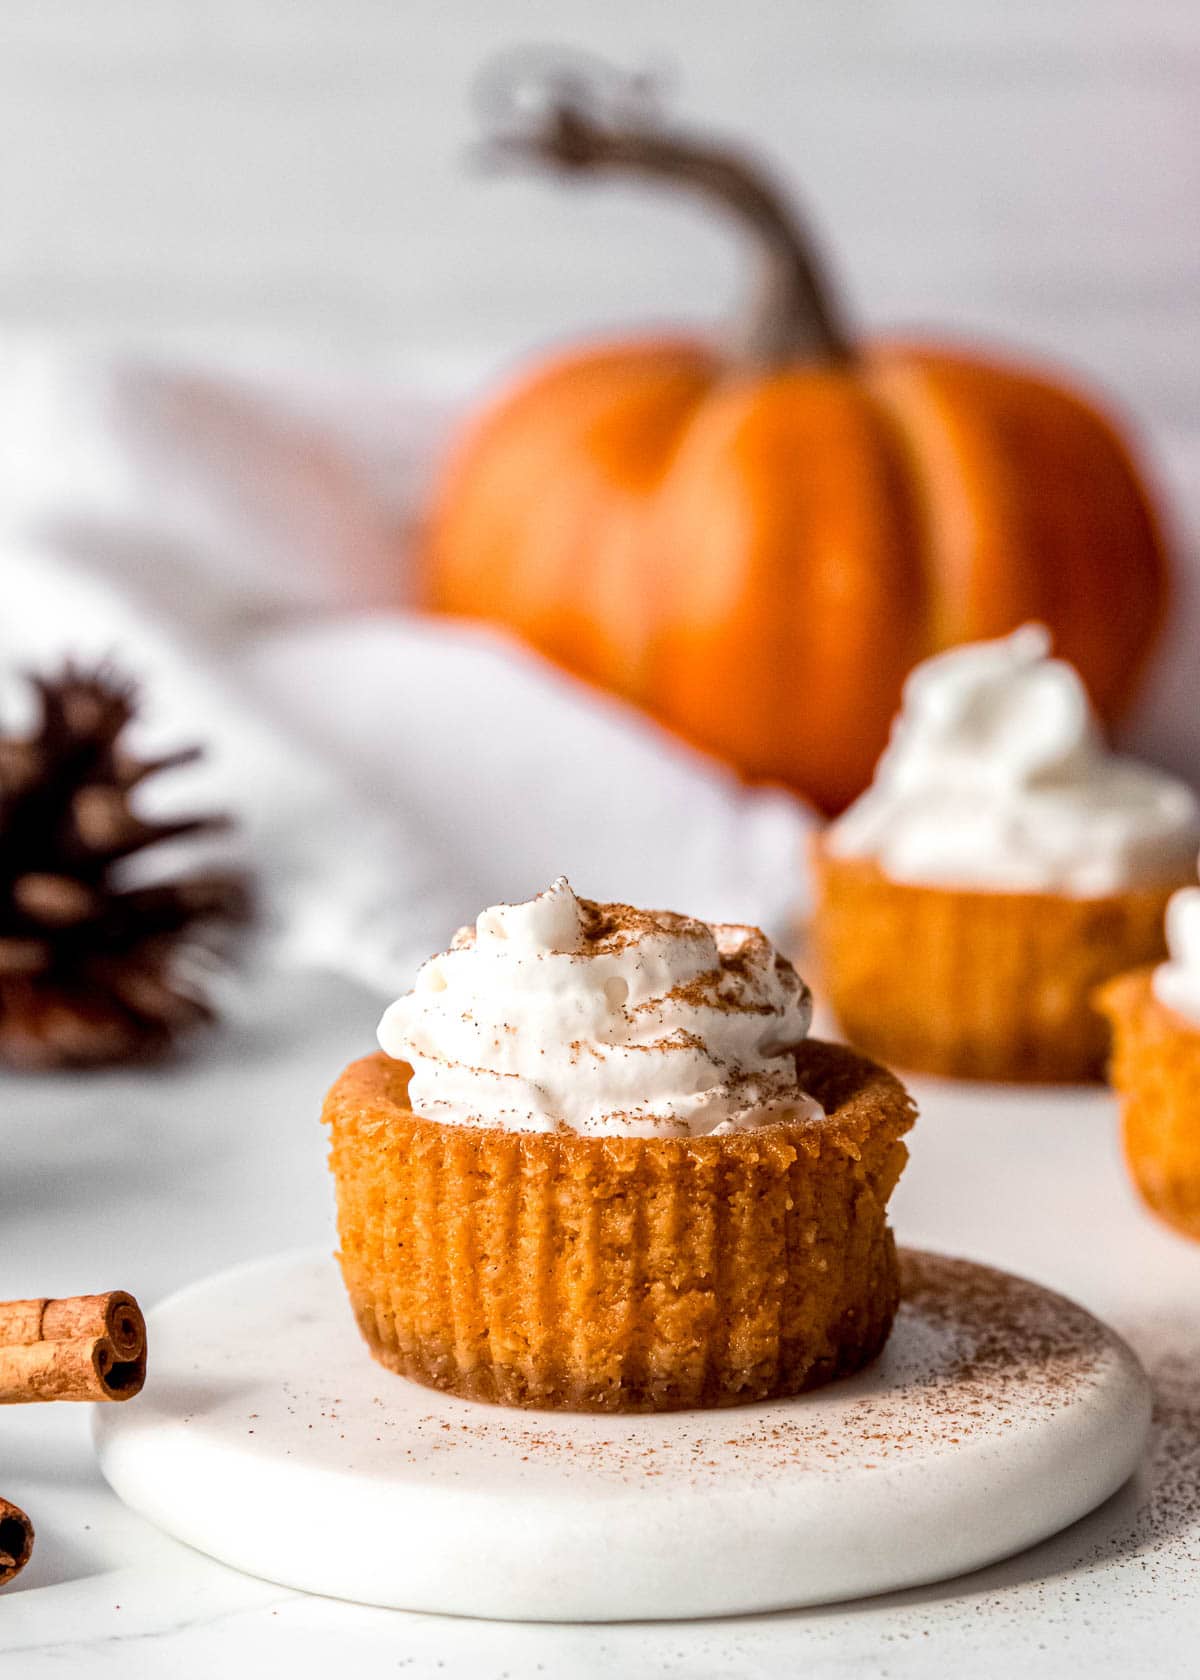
(93, 1247, 1150, 1622)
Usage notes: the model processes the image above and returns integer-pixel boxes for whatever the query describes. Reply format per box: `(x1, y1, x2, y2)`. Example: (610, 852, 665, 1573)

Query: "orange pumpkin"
(425, 65, 1168, 814)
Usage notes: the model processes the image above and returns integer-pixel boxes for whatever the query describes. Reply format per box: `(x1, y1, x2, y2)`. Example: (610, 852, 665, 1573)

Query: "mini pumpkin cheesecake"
(323, 878, 914, 1412)
(1099, 873, 1200, 1241)
(811, 627, 1199, 1083)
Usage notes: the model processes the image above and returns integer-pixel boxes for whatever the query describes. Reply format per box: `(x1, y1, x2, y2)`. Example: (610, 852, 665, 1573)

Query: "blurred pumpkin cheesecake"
(323, 877, 914, 1412)
(810, 626, 1199, 1082)
(1099, 862, 1200, 1240)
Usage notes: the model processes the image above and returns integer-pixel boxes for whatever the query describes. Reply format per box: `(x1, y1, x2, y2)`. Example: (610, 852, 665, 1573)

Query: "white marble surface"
(92, 1249, 1150, 1620)
(2, 970, 1200, 1674)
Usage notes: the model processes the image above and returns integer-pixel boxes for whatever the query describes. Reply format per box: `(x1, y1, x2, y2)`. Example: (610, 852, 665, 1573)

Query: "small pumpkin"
(424, 61, 1168, 814)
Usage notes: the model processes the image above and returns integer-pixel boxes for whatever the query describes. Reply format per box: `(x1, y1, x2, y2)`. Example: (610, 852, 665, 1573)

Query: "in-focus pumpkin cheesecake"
(323, 878, 914, 1412)
(1099, 863, 1200, 1241)
(810, 626, 1199, 1083)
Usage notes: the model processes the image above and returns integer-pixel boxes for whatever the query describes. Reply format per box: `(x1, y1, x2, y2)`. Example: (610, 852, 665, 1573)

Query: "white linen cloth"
(0, 340, 815, 996)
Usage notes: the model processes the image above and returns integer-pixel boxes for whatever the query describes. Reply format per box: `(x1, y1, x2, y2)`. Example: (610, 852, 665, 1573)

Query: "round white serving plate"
(94, 1248, 1150, 1622)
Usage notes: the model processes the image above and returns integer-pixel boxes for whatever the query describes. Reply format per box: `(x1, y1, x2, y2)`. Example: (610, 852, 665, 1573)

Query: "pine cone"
(0, 663, 250, 1071)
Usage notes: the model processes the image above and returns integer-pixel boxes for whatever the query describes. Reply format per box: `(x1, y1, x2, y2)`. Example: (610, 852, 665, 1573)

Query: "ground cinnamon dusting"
(324, 1252, 1119, 1483)
(632, 971, 777, 1018)
(576, 896, 687, 953)
(1071, 1314, 1200, 1592)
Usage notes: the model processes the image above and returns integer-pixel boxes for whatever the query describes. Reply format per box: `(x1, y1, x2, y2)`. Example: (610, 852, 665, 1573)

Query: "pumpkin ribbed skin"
(425, 339, 1166, 813)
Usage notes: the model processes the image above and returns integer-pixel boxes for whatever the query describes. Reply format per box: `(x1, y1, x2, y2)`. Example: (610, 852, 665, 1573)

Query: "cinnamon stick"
(0, 1497, 33, 1586)
(0, 1292, 146, 1403)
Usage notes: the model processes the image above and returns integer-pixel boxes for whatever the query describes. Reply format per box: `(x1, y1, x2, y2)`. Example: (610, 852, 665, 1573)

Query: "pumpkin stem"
(476, 51, 854, 368)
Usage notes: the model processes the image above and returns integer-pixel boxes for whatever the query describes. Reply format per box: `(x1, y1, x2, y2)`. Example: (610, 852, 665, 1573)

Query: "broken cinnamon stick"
(0, 1292, 146, 1403)
(0, 1497, 33, 1586)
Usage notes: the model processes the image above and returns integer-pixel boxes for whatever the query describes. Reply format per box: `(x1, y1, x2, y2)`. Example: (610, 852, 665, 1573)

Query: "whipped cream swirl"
(1153, 866, 1200, 1027)
(377, 877, 822, 1136)
(828, 625, 1200, 895)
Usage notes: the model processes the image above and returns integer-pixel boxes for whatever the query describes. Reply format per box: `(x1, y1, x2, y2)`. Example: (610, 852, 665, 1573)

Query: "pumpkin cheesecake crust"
(324, 1041, 914, 1412)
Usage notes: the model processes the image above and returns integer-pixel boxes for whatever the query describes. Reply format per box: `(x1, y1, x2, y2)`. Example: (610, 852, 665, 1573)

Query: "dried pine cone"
(0, 663, 249, 1070)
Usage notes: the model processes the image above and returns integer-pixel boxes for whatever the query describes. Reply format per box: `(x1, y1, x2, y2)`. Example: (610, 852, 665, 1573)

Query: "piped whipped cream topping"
(1152, 865, 1200, 1027)
(377, 877, 822, 1136)
(828, 625, 1200, 895)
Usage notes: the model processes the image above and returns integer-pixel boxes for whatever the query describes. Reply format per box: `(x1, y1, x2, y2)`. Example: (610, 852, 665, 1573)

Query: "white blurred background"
(3, 17, 1200, 1664)
(2, 0, 1196, 437)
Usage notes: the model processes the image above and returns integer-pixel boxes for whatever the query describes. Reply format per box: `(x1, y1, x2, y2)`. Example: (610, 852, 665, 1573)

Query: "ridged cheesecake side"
(324, 1040, 914, 1413)
(812, 841, 1177, 1082)
(1098, 968, 1200, 1242)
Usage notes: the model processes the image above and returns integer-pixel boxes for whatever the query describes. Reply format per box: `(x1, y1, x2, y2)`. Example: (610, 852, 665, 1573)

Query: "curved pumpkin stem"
(477, 51, 854, 369)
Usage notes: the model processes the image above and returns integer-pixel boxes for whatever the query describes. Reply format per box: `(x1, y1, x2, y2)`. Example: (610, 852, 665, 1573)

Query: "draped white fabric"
(0, 343, 816, 994)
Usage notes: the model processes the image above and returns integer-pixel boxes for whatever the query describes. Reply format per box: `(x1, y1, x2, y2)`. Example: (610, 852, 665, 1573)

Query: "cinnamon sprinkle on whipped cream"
(377, 877, 823, 1136)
